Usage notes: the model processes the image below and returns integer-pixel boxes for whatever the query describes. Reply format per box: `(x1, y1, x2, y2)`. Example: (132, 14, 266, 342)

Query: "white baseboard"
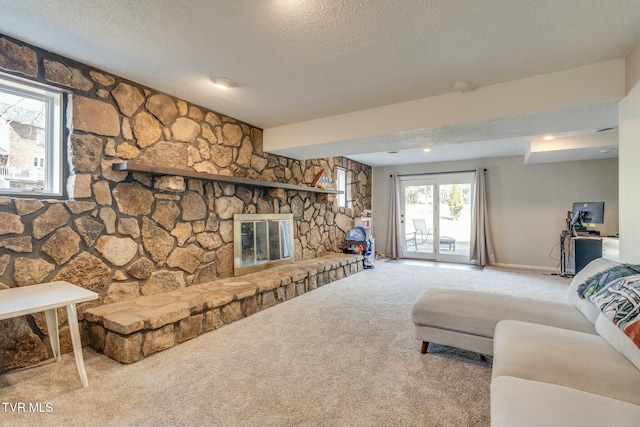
(492, 262, 556, 272)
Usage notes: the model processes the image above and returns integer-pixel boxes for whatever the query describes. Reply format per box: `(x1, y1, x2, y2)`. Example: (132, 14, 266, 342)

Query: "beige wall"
(372, 156, 618, 269)
(619, 38, 640, 263)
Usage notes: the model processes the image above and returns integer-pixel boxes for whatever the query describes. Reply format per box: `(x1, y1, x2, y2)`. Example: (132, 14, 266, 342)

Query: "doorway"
(399, 173, 474, 263)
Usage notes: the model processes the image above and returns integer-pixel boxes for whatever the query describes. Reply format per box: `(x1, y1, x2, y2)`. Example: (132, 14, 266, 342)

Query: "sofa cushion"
(566, 258, 620, 323)
(589, 274, 640, 370)
(492, 320, 640, 405)
(596, 314, 640, 371)
(578, 264, 640, 299)
(412, 287, 596, 339)
(491, 376, 640, 427)
(590, 273, 640, 337)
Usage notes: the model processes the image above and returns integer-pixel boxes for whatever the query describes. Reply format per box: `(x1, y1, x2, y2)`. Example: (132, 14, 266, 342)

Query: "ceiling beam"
(264, 59, 625, 160)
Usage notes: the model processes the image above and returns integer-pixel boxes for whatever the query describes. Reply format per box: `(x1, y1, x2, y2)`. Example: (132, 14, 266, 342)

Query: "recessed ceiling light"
(543, 135, 554, 140)
(212, 77, 233, 89)
(423, 148, 431, 152)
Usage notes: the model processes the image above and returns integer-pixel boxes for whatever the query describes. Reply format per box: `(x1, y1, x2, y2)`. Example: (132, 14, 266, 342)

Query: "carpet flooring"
(0, 260, 570, 426)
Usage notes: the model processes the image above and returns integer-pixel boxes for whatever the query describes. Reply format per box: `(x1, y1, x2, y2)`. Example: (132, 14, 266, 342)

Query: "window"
(0, 74, 63, 196)
(336, 167, 347, 208)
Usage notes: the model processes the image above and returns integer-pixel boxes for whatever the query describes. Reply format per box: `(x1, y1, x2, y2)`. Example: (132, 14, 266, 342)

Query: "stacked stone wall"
(0, 35, 371, 371)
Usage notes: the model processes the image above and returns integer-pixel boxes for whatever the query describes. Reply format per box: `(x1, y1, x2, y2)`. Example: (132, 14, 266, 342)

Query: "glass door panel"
(240, 221, 255, 266)
(268, 221, 281, 260)
(437, 181, 472, 262)
(400, 179, 435, 259)
(255, 221, 268, 264)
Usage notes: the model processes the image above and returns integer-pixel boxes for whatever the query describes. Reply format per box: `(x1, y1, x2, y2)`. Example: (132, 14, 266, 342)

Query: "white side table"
(0, 281, 98, 387)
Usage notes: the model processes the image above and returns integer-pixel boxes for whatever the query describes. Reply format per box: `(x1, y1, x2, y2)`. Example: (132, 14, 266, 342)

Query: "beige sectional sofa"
(412, 258, 640, 426)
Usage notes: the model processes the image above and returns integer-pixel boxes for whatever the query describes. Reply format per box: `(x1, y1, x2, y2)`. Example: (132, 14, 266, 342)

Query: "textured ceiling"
(0, 0, 639, 165)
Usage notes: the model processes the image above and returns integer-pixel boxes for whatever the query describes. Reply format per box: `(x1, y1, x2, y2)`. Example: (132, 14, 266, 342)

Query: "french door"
(399, 173, 474, 263)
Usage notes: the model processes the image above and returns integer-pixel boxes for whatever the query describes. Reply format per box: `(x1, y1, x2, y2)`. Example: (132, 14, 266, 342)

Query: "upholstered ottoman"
(411, 287, 596, 356)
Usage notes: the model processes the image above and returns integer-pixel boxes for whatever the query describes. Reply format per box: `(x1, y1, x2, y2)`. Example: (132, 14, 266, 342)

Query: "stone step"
(85, 253, 364, 363)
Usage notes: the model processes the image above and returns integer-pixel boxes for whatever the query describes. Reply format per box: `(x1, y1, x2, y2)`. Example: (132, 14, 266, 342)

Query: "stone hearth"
(85, 253, 363, 363)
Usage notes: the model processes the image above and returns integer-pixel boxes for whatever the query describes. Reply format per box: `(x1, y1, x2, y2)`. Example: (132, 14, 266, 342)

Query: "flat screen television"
(570, 201, 604, 228)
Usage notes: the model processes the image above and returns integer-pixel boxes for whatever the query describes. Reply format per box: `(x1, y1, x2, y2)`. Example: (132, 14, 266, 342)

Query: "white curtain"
(470, 168, 495, 266)
(386, 174, 405, 259)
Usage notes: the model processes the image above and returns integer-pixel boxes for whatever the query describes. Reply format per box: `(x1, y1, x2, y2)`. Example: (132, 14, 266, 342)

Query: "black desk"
(560, 235, 603, 276)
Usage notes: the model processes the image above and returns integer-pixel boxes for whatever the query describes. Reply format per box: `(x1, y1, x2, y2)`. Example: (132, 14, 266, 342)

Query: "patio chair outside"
(411, 218, 457, 251)
(412, 219, 429, 244)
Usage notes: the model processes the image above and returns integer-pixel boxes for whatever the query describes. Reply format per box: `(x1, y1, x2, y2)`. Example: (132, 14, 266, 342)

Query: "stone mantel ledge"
(85, 253, 364, 363)
(112, 161, 344, 195)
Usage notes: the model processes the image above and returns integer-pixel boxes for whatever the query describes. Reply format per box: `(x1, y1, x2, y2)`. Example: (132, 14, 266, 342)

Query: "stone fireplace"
(233, 213, 294, 276)
(0, 34, 372, 372)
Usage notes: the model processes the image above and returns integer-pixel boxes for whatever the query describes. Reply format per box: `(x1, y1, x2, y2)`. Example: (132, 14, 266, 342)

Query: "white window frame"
(0, 73, 63, 196)
(336, 167, 347, 208)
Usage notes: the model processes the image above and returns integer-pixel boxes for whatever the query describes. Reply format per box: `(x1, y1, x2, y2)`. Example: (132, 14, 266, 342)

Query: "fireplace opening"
(233, 213, 294, 276)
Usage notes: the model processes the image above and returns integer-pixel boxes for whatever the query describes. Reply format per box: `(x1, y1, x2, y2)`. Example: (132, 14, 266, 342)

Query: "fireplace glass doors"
(233, 214, 294, 276)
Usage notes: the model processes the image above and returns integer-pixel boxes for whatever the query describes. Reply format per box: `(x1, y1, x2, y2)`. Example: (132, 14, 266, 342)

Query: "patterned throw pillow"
(590, 274, 640, 348)
(577, 264, 640, 299)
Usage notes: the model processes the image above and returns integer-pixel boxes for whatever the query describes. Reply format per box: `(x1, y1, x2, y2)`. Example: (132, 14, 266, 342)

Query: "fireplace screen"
(233, 214, 294, 275)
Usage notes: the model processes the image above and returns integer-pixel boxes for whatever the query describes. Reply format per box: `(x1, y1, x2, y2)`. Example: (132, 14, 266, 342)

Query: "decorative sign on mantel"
(311, 169, 331, 189)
